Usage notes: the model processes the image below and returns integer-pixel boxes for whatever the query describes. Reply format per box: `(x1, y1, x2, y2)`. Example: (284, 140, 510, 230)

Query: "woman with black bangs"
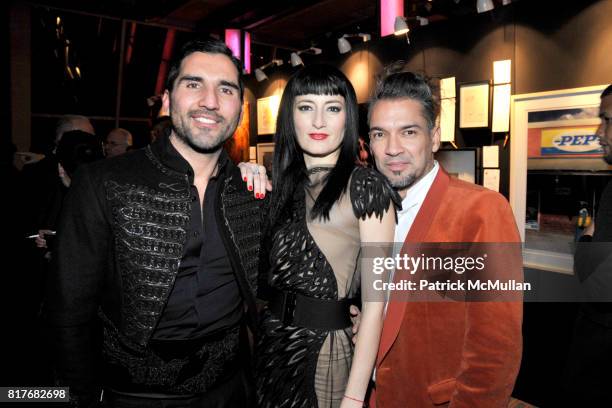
(241, 65, 398, 407)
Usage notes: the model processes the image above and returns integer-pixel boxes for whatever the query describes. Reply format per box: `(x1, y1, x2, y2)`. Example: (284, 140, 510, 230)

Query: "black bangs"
(291, 65, 348, 98)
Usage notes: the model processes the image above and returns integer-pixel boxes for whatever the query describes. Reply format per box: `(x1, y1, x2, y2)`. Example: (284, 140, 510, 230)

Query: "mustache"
(189, 109, 224, 123)
(384, 160, 411, 165)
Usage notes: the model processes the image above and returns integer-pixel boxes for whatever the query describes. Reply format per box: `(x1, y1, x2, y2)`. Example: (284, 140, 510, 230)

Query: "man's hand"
(350, 305, 362, 345)
(238, 162, 272, 199)
(35, 229, 55, 248)
(58, 163, 71, 188)
(584, 220, 595, 237)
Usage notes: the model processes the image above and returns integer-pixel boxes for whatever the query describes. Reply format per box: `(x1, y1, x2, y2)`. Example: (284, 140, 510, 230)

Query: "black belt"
(269, 288, 355, 330)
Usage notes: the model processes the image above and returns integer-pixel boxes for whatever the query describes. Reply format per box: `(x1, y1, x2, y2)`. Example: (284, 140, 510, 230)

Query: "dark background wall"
(2, 4, 9, 148)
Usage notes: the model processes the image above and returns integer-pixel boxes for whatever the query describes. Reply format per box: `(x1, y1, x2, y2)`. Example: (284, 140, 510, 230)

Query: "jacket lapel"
(377, 168, 450, 366)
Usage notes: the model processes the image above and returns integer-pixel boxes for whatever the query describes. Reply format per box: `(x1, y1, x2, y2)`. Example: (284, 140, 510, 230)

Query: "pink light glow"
(380, 0, 403, 37)
(225, 29, 241, 60)
(244, 32, 251, 74)
(155, 28, 176, 95)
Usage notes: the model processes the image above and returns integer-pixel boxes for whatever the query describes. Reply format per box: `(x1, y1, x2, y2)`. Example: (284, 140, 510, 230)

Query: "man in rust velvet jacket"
(367, 67, 523, 407)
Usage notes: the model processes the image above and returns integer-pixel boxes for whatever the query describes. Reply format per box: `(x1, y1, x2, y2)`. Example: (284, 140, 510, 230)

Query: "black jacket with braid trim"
(44, 134, 266, 406)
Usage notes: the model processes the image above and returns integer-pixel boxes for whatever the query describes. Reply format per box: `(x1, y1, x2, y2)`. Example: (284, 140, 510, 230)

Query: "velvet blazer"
(373, 168, 523, 408)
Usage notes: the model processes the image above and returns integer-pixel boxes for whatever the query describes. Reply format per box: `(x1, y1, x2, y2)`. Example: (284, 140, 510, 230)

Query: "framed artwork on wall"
(459, 81, 490, 128)
(256, 142, 275, 176)
(257, 95, 280, 135)
(224, 101, 250, 163)
(435, 148, 478, 184)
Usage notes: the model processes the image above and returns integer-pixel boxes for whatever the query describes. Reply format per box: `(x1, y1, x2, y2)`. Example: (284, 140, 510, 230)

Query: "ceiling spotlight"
(394, 16, 410, 36)
(254, 59, 283, 82)
(290, 52, 303, 67)
(476, 0, 494, 13)
(502, 0, 511, 4)
(255, 68, 268, 82)
(290, 47, 322, 66)
(416, 16, 429, 26)
(337, 37, 351, 54)
(337, 33, 371, 54)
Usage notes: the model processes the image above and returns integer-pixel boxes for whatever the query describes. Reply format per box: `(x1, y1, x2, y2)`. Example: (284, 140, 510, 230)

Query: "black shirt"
(152, 143, 242, 340)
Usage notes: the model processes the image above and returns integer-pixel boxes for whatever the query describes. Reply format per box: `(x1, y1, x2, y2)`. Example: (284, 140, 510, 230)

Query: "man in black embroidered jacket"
(45, 39, 265, 407)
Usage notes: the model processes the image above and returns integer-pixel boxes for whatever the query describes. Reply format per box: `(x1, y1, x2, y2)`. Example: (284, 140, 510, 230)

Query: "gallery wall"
(245, 0, 612, 199)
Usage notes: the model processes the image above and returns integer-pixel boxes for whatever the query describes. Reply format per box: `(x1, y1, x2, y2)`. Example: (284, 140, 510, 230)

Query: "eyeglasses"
(104, 141, 129, 147)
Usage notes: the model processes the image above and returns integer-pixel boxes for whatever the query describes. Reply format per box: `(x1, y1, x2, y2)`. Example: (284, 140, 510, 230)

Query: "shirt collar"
(397, 161, 439, 214)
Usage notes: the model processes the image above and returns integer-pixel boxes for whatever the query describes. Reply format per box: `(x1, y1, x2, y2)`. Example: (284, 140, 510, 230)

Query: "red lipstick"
(309, 133, 329, 140)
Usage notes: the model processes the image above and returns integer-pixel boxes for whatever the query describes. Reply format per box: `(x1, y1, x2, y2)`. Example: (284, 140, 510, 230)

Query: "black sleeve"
(575, 182, 612, 283)
(44, 164, 109, 407)
(349, 166, 401, 221)
(593, 181, 612, 242)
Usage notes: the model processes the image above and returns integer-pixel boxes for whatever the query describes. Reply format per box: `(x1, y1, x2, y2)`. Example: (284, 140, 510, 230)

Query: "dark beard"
(390, 172, 416, 191)
(391, 176, 415, 191)
(170, 108, 239, 154)
(172, 122, 227, 154)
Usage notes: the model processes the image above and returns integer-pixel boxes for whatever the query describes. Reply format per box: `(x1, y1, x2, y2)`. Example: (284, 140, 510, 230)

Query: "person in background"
(21, 115, 96, 243)
(34, 129, 104, 250)
(103, 128, 133, 158)
(565, 83, 612, 406)
(149, 115, 172, 144)
(13, 119, 101, 388)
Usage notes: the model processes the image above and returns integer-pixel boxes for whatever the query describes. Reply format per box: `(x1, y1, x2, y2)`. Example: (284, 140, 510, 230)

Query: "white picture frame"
(509, 85, 607, 274)
(459, 81, 490, 128)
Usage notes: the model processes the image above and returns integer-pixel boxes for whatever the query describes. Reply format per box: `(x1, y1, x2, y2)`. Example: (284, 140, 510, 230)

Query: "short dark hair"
(271, 64, 359, 223)
(165, 38, 244, 100)
(368, 63, 439, 130)
(602, 84, 612, 99)
(56, 130, 103, 176)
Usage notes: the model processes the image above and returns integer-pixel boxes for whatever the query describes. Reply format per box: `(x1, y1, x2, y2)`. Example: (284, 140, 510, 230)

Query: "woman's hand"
(238, 162, 272, 199)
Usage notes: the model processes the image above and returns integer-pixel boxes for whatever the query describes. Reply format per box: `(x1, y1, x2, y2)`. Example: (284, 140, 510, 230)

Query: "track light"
(394, 16, 409, 35)
(337, 37, 351, 54)
(290, 47, 322, 67)
(416, 16, 429, 26)
(254, 59, 283, 82)
(476, 0, 494, 13)
(290, 53, 303, 67)
(337, 33, 371, 54)
(254, 68, 268, 82)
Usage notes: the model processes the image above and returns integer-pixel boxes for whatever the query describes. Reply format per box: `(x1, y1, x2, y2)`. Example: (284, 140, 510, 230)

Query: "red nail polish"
(261, 193, 265, 199)
(243, 177, 247, 182)
(248, 186, 253, 191)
